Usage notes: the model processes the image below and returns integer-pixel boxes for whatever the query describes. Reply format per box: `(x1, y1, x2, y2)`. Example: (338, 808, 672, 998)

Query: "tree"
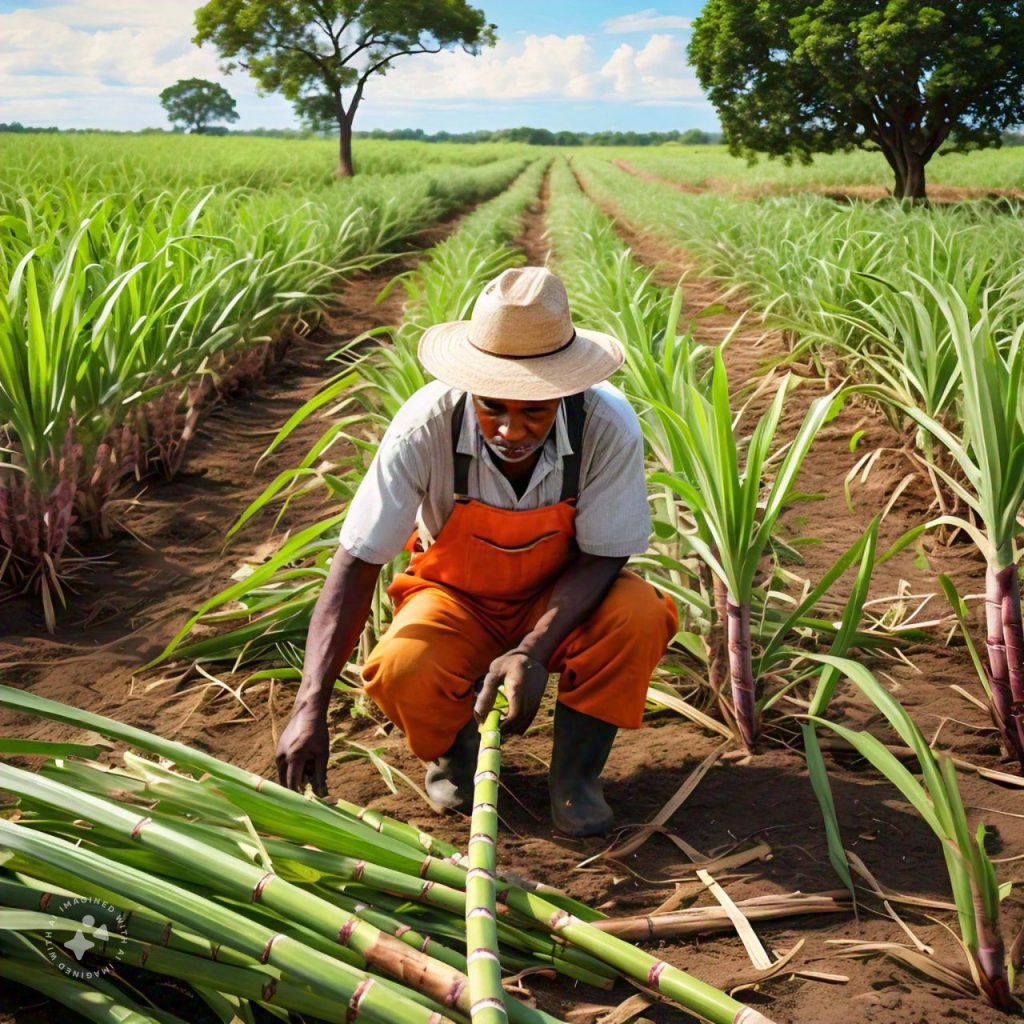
(193, 0, 496, 177)
(679, 128, 711, 146)
(159, 78, 239, 133)
(688, 2, 1024, 200)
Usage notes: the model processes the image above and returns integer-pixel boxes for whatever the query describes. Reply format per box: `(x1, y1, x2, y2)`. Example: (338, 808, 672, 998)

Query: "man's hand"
(475, 651, 549, 734)
(276, 709, 330, 796)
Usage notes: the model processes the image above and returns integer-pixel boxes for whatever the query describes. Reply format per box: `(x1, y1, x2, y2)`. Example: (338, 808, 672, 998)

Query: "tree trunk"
(726, 597, 757, 752)
(899, 154, 927, 201)
(338, 116, 355, 177)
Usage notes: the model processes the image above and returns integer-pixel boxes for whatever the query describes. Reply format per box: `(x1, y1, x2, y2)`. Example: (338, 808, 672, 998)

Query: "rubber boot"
(424, 718, 479, 813)
(549, 702, 617, 837)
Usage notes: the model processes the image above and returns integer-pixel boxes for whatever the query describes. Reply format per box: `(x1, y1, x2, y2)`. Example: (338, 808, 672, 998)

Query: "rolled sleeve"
(339, 424, 429, 564)
(574, 411, 651, 558)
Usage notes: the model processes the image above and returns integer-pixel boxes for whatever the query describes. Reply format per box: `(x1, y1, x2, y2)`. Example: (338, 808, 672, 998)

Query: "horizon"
(0, 1, 721, 134)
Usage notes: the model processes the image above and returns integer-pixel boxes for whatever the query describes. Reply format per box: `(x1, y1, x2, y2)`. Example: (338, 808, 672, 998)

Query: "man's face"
(472, 395, 560, 463)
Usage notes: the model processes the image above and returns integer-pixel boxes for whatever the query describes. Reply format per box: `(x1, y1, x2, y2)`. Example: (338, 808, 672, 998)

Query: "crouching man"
(275, 266, 677, 836)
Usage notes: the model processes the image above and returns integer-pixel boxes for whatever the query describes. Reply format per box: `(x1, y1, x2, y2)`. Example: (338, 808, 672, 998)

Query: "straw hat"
(418, 266, 625, 400)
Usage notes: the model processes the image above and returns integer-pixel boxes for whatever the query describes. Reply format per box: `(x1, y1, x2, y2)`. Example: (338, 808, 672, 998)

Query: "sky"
(0, 0, 720, 133)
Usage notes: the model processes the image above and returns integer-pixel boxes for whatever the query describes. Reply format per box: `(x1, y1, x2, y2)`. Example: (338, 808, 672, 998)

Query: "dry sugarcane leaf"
(791, 971, 849, 985)
(667, 842, 773, 877)
(883, 899, 933, 954)
(579, 741, 728, 867)
(845, 848, 957, 911)
(595, 993, 654, 1024)
(697, 869, 772, 969)
(950, 685, 991, 714)
(726, 939, 806, 993)
(664, 833, 707, 861)
(648, 882, 702, 916)
(830, 940, 977, 996)
(644, 685, 735, 740)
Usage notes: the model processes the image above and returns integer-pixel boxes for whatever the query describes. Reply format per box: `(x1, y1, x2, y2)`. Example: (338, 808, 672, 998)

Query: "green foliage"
(193, 0, 496, 171)
(159, 78, 239, 133)
(688, 0, 1024, 197)
(0, 133, 526, 611)
(155, 159, 547, 669)
(803, 654, 1014, 1008)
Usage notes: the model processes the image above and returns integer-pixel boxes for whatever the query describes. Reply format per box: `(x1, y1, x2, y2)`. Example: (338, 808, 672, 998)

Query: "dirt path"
(568, 168, 1024, 1023)
(613, 157, 1024, 205)
(518, 163, 551, 264)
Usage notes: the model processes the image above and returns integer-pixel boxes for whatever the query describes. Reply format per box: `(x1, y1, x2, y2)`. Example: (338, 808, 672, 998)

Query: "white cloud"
(0, 1, 295, 129)
(0, 3, 709, 130)
(372, 33, 702, 105)
(602, 9, 694, 34)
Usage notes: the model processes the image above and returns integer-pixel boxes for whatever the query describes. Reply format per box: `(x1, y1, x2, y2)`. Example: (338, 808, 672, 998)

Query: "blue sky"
(0, 1, 719, 132)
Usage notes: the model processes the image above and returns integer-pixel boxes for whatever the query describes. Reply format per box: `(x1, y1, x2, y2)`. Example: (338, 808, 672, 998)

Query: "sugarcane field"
(6, 3, 1024, 1024)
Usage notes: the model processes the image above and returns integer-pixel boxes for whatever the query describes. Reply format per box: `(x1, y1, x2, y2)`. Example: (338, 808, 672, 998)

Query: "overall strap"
(451, 392, 471, 496)
(559, 391, 587, 502)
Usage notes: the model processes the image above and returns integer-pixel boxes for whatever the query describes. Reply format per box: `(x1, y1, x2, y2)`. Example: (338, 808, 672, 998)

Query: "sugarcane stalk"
(0, 821, 444, 1024)
(466, 709, 506, 1024)
(985, 563, 1024, 767)
(971, 891, 1014, 1011)
(590, 891, 850, 940)
(0, 876, 254, 968)
(0, 684, 597, 924)
(337, 885, 615, 989)
(500, 887, 776, 1024)
(326, 890, 468, 970)
(726, 597, 758, 752)
(2, 764, 568, 1024)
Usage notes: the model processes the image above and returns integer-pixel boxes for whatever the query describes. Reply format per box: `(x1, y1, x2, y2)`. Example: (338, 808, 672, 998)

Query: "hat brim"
(418, 321, 625, 400)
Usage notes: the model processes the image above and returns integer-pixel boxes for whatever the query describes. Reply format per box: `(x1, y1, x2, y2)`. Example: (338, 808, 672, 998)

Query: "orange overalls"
(362, 393, 678, 762)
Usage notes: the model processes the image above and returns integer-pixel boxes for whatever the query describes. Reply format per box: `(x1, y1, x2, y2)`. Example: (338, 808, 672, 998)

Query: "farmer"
(276, 266, 677, 836)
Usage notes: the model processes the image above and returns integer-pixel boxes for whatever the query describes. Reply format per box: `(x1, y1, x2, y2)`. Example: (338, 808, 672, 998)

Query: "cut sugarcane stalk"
(466, 709, 506, 1024)
(0, 685, 772, 1024)
(0, 819, 450, 1024)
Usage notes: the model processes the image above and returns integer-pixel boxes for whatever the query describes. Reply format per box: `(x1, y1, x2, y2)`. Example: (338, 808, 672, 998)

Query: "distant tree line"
(6, 121, 1023, 147)
(0, 122, 722, 144)
(353, 127, 722, 145)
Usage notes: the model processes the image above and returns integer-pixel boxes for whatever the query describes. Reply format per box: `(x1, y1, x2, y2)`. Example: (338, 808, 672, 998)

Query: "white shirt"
(339, 380, 651, 564)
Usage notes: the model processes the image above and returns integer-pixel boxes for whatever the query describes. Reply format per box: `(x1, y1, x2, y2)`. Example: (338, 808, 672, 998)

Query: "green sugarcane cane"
(0, 818, 451, 1024)
(0, 688, 772, 1023)
(466, 709, 506, 1024)
(0, 685, 599, 924)
(0, 763, 570, 1024)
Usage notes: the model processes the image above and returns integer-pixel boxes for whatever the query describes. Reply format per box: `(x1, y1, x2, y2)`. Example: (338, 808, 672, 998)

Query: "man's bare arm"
(276, 548, 382, 794)
(475, 553, 627, 732)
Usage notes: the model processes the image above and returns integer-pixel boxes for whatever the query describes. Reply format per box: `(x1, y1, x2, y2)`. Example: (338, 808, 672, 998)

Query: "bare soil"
(2, 172, 1023, 1024)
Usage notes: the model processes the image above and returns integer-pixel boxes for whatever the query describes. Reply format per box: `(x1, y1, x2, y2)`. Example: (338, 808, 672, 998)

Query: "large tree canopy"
(688, 1, 1024, 199)
(159, 78, 239, 133)
(194, 0, 496, 176)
